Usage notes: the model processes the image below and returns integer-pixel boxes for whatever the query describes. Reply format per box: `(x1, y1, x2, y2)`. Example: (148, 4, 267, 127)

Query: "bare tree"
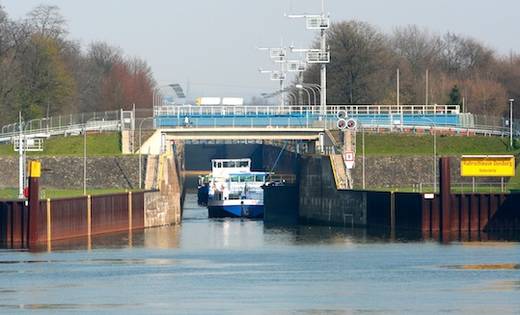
(26, 5, 67, 39)
(304, 21, 394, 105)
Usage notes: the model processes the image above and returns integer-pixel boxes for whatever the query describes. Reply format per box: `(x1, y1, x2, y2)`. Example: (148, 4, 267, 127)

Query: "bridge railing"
(153, 104, 519, 136)
(154, 104, 461, 117)
(0, 110, 123, 143)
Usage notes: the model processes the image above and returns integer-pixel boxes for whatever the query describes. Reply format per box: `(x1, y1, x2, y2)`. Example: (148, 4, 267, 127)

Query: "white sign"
(343, 152, 355, 170)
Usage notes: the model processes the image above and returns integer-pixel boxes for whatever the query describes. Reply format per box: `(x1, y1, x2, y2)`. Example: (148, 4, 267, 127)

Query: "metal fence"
(363, 181, 514, 194)
(1, 104, 518, 144)
(0, 110, 122, 143)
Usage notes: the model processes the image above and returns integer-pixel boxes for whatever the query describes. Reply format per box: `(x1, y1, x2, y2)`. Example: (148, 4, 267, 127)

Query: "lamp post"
(361, 121, 366, 190)
(286, 91, 298, 105)
(422, 117, 437, 193)
(83, 125, 87, 195)
(18, 112, 25, 199)
(302, 84, 319, 105)
(295, 85, 312, 105)
(510, 99, 515, 148)
(83, 117, 100, 196)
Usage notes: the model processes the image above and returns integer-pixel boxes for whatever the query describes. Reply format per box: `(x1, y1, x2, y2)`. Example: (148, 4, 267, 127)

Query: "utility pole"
(397, 68, 400, 106)
(18, 112, 24, 199)
(425, 69, 429, 106)
(510, 99, 515, 148)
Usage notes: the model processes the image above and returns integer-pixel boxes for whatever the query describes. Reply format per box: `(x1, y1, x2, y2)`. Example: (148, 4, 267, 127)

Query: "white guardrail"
(0, 105, 517, 144)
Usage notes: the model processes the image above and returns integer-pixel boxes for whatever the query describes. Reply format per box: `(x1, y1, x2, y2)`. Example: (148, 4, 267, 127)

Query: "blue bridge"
(154, 104, 463, 129)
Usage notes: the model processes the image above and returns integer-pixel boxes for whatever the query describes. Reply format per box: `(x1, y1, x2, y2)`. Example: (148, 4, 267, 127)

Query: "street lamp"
(286, 91, 298, 105)
(509, 99, 515, 148)
(302, 84, 319, 105)
(83, 117, 102, 195)
(295, 84, 312, 105)
(17, 112, 25, 199)
(422, 117, 437, 193)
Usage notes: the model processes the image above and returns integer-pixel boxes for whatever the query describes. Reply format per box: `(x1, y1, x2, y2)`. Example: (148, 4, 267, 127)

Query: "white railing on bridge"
(153, 104, 461, 117)
(0, 110, 124, 143)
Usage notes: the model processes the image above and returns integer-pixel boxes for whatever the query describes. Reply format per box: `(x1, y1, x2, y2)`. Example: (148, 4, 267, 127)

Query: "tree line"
(0, 4, 155, 126)
(303, 21, 520, 117)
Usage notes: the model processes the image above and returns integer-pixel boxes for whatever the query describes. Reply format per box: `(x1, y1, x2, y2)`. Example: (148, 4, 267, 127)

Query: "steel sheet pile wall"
(365, 191, 391, 228)
(421, 193, 519, 234)
(394, 193, 424, 230)
(91, 194, 129, 235)
(0, 201, 27, 248)
(49, 197, 88, 241)
(1, 192, 147, 248)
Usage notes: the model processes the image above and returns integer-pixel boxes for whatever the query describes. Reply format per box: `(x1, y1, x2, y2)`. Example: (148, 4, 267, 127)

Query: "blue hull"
(208, 205, 263, 219)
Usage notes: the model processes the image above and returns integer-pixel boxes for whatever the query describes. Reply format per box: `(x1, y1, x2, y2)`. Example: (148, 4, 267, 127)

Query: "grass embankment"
(0, 133, 121, 156)
(0, 188, 140, 200)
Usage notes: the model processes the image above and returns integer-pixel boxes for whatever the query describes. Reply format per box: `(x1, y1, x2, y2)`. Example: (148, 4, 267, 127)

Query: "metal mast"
(319, 0, 327, 117)
(287, 0, 330, 117)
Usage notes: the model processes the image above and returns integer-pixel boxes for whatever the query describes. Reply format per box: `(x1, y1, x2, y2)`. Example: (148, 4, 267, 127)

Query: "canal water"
(1, 194, 519, 314)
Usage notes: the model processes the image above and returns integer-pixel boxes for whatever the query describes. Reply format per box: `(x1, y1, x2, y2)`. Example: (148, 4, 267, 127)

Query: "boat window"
(239, 161, 249, 167)
(213, 161, 216, 168)
(230, 175, 239, 182)
(217, 162, 222, 168)
(223, 161, 230, 168)
(255, 175, 265, 182)
(242, 175, 254, 182)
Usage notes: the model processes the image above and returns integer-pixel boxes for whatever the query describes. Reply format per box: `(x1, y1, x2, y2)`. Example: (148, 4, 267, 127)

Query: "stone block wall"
(350, 156, 506, 189)
(0, 156, 144, 189)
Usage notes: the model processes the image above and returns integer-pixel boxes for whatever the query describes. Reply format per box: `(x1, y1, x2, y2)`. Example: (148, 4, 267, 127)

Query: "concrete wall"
(144, 148, 184, 228)
(0, 156, 143, 189)
(299, 155, 367, 227)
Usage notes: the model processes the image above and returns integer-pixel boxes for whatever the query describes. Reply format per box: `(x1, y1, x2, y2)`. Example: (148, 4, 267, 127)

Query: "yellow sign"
(29, 160, 41, 178)
(461, 155, 516, 177)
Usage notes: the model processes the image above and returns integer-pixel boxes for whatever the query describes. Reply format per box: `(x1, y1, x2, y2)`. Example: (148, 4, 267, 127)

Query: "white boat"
(207, 159, 267, 218)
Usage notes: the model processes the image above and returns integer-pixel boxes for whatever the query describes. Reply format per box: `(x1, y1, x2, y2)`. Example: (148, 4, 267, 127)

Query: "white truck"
(195, 97, 244, 106)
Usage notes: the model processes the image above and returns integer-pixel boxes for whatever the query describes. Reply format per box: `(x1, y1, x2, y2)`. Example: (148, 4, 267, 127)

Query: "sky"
(2, 0, 520, 101)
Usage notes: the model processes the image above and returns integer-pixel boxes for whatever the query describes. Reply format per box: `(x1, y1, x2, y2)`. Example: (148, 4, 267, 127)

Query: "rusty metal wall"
(49, 197, 89, 241)
(0, 201, 27, 248)
(420, 193, 519, 234)
(91, 193, 129, 235)
(1, 191, 147, 248)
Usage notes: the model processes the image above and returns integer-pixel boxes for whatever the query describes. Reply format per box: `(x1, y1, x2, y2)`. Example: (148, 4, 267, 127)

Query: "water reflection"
(0, 194, 519, 314)
(14, 192, 520, 253)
